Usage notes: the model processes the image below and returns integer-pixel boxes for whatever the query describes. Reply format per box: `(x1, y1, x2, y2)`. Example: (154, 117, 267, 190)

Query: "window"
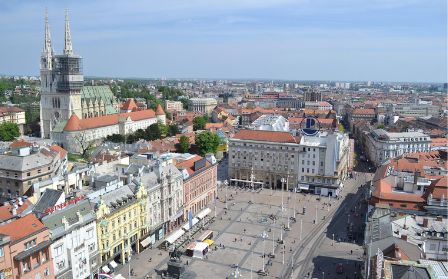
(54, 245, 63, 256)
(25, 239, 37, 250)
(0, 247, 3, 257)
(38, 169, 41, 174)
(23, 261, 30, 272)
(44, 268, 50, 277)
(88, 243, 95, 252)
(87, 228, 94, 239)
(35, 272, 42, 279)
(27, 172, 31, 176)
(320, 162, 323, 167)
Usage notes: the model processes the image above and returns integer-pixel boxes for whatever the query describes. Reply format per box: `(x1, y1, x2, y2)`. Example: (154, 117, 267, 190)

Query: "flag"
(188, 211, 193, 229)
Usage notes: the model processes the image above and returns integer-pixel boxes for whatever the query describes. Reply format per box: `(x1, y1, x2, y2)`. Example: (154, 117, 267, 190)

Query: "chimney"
(11, 204, 18, 216)
(422, 218, 428, 227)
(400, 235, 408, 241)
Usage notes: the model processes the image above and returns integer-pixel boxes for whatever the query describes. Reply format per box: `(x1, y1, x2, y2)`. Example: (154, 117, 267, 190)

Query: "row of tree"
(105, 122, 179, 144)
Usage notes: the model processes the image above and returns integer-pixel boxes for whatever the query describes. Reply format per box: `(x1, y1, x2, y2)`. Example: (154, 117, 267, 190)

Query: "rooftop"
(232, 129, 298, 144)
(0, 214, 46, 243)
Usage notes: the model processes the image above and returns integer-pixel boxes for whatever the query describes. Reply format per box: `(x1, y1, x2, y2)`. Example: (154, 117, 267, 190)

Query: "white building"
(128, 156, 184, 244)
(165, 100, 184, 113)
(250, 114, 289, 132)
(228, 130, 350, 196)
(0, 106, 26, 135)
(188, 98, 217, 114)
(51, 106, 166, 153)
(40, 198, 99, 279)
(304, 101, 333, 111)
(365, 129, 431, 166)
(297, 132, 350, 196)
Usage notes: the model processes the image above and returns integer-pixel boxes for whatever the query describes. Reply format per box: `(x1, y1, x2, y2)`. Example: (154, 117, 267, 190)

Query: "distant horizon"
(0, 73, 445, 85)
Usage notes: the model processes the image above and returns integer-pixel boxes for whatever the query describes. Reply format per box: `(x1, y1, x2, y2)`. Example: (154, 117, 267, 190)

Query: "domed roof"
(64, 114, 82, 131)
(156, 104, 165, 115)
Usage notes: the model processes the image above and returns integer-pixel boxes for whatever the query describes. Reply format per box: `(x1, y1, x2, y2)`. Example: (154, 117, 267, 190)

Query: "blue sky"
(0, 0, 446, 82)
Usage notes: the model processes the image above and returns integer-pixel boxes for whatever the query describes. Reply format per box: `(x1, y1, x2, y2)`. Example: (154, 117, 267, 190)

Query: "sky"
(0, 0, 446, 82)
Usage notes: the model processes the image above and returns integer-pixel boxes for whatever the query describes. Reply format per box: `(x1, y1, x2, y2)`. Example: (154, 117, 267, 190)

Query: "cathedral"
(40, 11, 164, 153)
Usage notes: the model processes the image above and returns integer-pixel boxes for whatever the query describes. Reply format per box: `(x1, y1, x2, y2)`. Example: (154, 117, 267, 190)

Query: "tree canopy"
(0, 122, 20, 141)
(178, 135, 190, 153)
(195, 131, 220, 156)
(193, 115, 208, 131)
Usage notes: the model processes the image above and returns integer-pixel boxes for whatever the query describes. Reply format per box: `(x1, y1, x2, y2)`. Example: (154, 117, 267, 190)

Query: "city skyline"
(0, 0, 446, 82)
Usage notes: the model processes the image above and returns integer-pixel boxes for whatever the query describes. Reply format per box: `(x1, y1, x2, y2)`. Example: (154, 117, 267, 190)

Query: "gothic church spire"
(63, 9, 73, 55)
(42, 8, 53, 69)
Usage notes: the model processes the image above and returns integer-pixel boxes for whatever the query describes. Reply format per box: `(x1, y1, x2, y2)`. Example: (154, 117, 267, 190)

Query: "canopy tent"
(109, 260, 118, 269)
(182, 217, 199, 231)
(141, 237, 151, 248)
(102, 266, 111, 273)
(185, 242, 209, 259)
(196, 208, 211, 220)
(165, 229, 185, 244)
(298, 184, 309, 190)
(204, 239, 214, 246)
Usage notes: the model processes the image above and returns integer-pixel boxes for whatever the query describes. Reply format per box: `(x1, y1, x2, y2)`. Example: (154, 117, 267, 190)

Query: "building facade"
(188, 98, 217, 114)
(165, 101, 184, 113)
(92, 182, 148, 266)
(0, 144, 66, 199)
(51, 106, 166, 153)
(365, 129, 431, 166)
(228, 130, 300, 190)
(0, 107, 26, 135)
(41, 199, 100, 279)
(228, 130, 349, 195)
(0, 214, 55, 279)
(176, 155, 217, 219)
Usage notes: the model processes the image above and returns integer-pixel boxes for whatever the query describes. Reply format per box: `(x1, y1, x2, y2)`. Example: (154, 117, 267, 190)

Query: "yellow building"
(95, 183, 148, 266)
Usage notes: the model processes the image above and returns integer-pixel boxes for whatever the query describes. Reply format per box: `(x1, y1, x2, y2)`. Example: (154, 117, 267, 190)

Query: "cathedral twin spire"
(42, 8, 74, 68)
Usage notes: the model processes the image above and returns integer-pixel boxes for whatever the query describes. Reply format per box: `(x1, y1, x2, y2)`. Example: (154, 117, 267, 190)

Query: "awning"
(204, 239, 214, 246)
(170, 210, 183, 222)
(182, 217, 199, 231)
(109, 260, 118, 269)
(141, 237, 151, 248)
(165, 229, 185, 244)
(299, 184, 309, 190)
(114, 275, 126, 279)
(196, 208, 211, 220)
(102, 266, 111, 273)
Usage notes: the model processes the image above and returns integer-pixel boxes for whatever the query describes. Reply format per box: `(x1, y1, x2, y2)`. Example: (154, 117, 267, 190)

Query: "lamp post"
(300, 219, 303, 241)
(332, 234, 335, 246)
(314, 205, 318, 224)
(224, 179, 228, 210)
(272, 225, 275, 256)
(260, 231, 268, 273)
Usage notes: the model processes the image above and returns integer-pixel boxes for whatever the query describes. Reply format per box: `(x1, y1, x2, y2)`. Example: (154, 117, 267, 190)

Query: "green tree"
(377, 124, 385, 129)
(168, 124, 179, 136)
(193, 116, 207, 131)
(178, 135, 190, 153)
(105, 134, 125, 143)
(338, 123, 345, 133)
(195, 131, 220, 155)
(0, 122, 20, 141)
(145, 122, 168, 140)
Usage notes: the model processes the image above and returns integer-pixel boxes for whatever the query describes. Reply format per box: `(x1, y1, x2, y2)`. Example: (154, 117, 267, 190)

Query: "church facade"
(40, 11, 164, 153)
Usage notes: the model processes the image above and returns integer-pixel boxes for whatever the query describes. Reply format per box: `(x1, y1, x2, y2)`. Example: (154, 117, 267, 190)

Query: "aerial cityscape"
(0, 1, 446, 279)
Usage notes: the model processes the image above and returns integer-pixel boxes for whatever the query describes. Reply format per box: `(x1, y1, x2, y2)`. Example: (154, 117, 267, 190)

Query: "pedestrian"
(350, 250, 353, 255)
(186, 260, 189, 265)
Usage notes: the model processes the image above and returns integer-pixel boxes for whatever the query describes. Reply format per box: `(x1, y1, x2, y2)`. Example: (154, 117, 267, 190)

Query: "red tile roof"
(233, 130, 297, 144)
(427, 177, 448, 200)
(9, 139, 32, 149)
(50, 144, 67, 158)
(372, 180, 425, 203)
(0, 214, 46, 242)
(0, 200, 32, 222)
(122, 99, 138, 111)
(64, 109, 156, 131)
(156, 104, 165, 115)
(176, 155, 211, 176)
(0, 106, 24, 113)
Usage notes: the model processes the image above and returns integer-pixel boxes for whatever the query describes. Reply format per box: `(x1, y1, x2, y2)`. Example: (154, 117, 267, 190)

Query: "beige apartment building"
(165, 100, 184, 113)
(0, 141, 66, 199)
(0, 106, 26, 135)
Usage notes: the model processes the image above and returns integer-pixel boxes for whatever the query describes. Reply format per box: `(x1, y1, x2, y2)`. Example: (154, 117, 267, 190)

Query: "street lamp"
(231, 265, 242, 278)
(332, 233, 335, 246)
(260, 231, 268, 273)
(224, 179, 228, 210)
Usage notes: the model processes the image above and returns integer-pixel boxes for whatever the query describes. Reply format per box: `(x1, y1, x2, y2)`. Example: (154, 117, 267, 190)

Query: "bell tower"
(40, 10, 83, 138)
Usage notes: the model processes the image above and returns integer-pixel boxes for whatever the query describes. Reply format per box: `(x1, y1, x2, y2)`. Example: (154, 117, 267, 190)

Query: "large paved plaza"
(116, 170, 372, 279)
